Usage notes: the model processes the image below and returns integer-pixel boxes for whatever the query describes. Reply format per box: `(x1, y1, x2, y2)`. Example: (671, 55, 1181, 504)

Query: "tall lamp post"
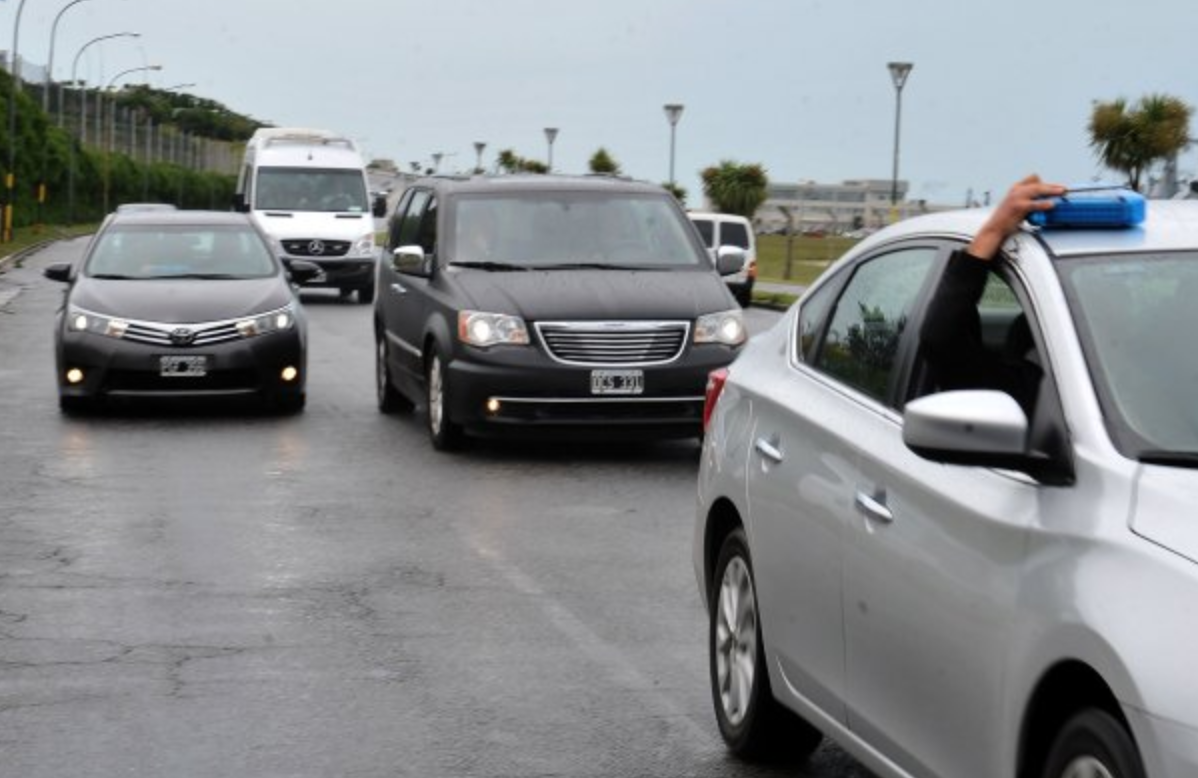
(663, 103, 684, 188)
(67, 32, 139, 224)
(887, 61, 913, 213)
(4, 0, 30, 242)
(473, 141, 486, 174)
(45, 0, 93, 114)
(544, 127, 558, 173)
(101, 64, 161, 214)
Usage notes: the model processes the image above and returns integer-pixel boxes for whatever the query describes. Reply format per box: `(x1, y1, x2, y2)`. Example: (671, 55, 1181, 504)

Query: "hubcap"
(715, 555, 757, 727)
(1059, 757, 1115, 778)
(428, 355, 444, 434)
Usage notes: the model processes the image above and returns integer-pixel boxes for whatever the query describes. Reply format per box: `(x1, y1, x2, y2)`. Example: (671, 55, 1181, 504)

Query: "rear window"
(720, 221, 751, 250)
(690, 218, 715, 248)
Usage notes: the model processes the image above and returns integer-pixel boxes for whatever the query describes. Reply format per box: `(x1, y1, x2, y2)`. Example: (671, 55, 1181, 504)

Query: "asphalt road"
(0, 239, 871, 778)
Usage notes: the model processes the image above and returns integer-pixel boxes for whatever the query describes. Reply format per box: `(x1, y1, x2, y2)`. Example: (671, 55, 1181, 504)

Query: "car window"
(720, 221, 750, 250)
(392, 190, 430, 249)
(812, 247, 937, 403)
(416, 197, 438, 255)
(690, 218, 714, 248)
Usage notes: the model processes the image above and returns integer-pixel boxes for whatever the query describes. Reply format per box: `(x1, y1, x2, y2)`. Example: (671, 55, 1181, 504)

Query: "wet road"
(0, 238, 872, 777)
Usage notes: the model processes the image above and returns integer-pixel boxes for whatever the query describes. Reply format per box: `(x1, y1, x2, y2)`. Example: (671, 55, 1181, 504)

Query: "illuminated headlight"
(694, 309, 747, 346)
(67, 306, 128, 338)
(458, 311, 529, 347)
(353, 232, 376, 257)
(236, 305, 296, 338)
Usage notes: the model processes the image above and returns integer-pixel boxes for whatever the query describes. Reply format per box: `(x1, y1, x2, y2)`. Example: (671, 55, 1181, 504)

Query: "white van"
(235, 128, 385, 303)
(686, 211, 757, 307)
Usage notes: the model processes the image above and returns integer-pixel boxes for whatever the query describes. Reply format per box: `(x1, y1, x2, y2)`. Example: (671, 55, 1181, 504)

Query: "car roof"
(855, 200, 1198, 259)
(413, 173, 672, 197)
(686, 211, 750, 223)
(103, 210, 258, 228)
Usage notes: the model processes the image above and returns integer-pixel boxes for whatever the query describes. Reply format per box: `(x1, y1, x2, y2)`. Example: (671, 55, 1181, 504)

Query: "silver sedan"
(694, 199, 1198, 778)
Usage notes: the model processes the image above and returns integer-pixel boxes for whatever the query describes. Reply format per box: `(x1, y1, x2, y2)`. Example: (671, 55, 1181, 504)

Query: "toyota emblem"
(307, 239, 326, 256)
(170, 327, 196, 346)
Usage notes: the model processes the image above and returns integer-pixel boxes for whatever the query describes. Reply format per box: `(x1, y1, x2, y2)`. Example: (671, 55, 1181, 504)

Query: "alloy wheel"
(715, 555, 758, 728)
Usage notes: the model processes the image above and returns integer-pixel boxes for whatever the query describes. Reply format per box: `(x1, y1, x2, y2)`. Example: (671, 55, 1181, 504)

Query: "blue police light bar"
(1028, 185, 1146, 229)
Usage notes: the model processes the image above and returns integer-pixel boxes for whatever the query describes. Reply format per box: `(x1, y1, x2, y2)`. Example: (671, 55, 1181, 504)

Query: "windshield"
(254, 167, 369, 213)
(450, 192, 704, 269)
(1058, 251, 1198, 457)
(85, 224, 278, 280)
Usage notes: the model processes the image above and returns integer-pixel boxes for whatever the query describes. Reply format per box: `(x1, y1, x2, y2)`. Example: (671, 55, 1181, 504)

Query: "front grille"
(536, 321, 689, 366)
(122, 320, 242, 347)
(281, 239, 350, 257)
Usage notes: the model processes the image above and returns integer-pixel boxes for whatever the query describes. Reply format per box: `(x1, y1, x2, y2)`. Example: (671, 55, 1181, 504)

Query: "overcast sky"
(6, 0, 1198, 206)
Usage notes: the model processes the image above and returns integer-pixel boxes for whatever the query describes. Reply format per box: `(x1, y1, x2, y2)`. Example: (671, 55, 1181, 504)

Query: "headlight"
(236, 304, 297, 337)
(694, 309, 747, 346)
(67, 306, 128, 338)
(458, 311, 529, 348)
(353, 232, 376, 257)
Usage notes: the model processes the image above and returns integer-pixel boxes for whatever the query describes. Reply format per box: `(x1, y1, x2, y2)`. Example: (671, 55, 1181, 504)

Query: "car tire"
(1041, 709, 1145, 778)
(735, 288, 752, 308)
(376, 335, 413, 414)
(426, 349, 464, 451)
(710, 528, 822, 763)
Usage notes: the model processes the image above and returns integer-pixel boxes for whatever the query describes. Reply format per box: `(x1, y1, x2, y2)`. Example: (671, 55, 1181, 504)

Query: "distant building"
(755, 178, 949, 234)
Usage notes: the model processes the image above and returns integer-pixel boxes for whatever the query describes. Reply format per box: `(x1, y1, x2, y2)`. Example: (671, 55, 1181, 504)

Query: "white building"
(756, 178, 948, 234)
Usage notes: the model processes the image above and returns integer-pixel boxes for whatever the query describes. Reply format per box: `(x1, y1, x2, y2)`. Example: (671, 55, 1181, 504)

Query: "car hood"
(446, 268, 736, 320)
(68, 277, 293, 323)
(1132, 466, 1198, 566)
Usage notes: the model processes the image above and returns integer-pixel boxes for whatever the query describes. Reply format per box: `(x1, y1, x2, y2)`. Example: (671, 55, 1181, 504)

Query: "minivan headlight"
(458, 311, 529, 347)
(695, 309, 747, 346)
(236, 304, 297, 337)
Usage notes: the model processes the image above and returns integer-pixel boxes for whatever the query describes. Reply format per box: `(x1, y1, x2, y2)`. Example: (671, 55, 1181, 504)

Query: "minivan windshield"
(254, 167, 369, 213)
(1058, 251, 1198, 458)
(451, 192, 704, 269)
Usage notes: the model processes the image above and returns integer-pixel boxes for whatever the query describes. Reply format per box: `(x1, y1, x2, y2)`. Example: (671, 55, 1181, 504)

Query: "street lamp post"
(887, 61, 913, 212)
(473, 141, 486, 174)
(544, 127, 558, 172)
(45, 0, 93, 114)
(431, 152, 442, 174)
(101, 64, 162, 214)
(4, 0, 30, 241)
(663, 103, 684, 188)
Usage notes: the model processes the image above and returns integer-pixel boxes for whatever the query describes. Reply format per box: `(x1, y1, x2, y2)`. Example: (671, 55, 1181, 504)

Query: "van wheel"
(426, 350, 463, 451)
(357, 283, 374, 304)
(710, 528, 821, 762)
(1041, 709, 1145, 778)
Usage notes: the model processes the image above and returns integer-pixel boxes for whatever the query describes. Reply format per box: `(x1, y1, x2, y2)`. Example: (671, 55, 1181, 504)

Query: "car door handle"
(854, 490, 894, 524)
(389, 282, 407, 294)
(754, 437, 784, 464)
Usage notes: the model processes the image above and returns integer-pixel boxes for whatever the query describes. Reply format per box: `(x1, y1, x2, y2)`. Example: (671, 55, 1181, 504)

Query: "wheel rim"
(715, 555, 758, 727)
(376, 339, 388, 403)
(1058, 757, 1115, 778)
(428, 355, 444, 435)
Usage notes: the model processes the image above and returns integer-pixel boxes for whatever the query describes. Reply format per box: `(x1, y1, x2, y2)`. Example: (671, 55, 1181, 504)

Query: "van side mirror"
(372, 194, 388, 218)
(715, 246, 746, 276)
(391, 245, 432, 278)
(232, 193, 249, 213)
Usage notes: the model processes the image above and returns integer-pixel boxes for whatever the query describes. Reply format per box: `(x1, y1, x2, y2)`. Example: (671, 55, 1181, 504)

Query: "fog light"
(485, 397, 501, 414)
(65, 368, 84, 384)
(280, 366, 299, 382)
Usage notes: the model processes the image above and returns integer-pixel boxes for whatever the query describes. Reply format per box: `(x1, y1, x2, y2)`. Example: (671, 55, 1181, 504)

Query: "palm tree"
(700, 160, 768, 218)
(1089, 94, 1192, 192)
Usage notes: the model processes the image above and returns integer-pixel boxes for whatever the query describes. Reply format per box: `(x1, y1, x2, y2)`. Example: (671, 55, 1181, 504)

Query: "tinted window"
(392, 190, 431, 248)
(255, 167, 368, 213)
(795, 279, 838, 364)
(814, 248, 937, 402)
(720, 221, 750, 249)
(86, 224, 276, 279)
(691, 218, 715, 248)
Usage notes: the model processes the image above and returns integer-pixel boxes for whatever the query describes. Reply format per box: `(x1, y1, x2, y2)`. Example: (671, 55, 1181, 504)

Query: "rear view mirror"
(715, 246, 746, 276)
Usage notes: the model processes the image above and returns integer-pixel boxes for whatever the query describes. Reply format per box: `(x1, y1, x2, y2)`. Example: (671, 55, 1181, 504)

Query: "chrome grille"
(281, 239, 350, 257)
(536, 321, 689, 366)
(121, 319, 243, 347)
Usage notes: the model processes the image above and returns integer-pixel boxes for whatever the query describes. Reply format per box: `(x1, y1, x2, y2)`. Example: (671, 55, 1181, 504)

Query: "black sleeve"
(920, 249, 1042, 413)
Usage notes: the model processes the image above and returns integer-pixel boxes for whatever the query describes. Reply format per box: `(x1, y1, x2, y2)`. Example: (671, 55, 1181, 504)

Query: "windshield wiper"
(536, 262, 635, 271)
(88, 273, 137, 280)
(449, 261, 530, 272)
(1137, 450, 1198, 468)
(152, 273, 243, 280)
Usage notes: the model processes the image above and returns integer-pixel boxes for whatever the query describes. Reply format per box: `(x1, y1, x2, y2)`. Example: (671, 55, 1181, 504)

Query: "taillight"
(703, 368, 729, 432)
(747, 258, 757, 279)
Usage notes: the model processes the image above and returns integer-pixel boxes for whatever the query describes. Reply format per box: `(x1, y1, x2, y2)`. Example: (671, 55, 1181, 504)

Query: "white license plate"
(590, 369, 644, 395)
(159, 355, 208, 377)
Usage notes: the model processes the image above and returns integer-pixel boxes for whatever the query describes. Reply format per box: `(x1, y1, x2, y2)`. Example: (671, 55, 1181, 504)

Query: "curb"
(0, 236, 71, 274)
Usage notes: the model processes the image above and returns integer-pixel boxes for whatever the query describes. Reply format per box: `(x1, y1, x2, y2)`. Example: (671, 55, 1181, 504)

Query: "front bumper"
(55, 328, 306, 403)
(444, 343, 740, 437)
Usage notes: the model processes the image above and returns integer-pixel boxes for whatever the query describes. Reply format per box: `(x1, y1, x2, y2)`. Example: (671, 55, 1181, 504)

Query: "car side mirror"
(715, 246, 746, 276)
(285, 259, 322, 285)
(43, 262, 73, 283)
(391, 245, 432, 277)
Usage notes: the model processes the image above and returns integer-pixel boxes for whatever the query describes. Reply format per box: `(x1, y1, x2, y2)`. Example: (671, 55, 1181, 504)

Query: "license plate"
(590, 369, 644, 395)
(159, 355, 208, 377)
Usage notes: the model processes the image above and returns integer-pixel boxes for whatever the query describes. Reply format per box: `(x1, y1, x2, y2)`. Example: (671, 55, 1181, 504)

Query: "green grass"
(3, 223, 97, 257)
(755, 233, 859, 286)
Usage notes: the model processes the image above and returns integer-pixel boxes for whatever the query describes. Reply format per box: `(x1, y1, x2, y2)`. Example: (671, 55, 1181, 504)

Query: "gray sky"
(8, 0, 1198, 206)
